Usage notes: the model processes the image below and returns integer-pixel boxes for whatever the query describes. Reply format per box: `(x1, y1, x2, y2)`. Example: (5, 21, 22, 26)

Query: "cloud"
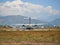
(0, 0, 60, 16)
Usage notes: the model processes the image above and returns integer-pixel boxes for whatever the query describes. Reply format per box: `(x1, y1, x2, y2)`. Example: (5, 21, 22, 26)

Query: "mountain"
(0, 15, 45, 25)
(0, 15, 60, 26)
(50, 18, 60, 26)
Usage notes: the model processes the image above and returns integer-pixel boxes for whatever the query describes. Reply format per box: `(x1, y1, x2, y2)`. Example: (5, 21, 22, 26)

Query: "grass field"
(0, 28, 60, 45)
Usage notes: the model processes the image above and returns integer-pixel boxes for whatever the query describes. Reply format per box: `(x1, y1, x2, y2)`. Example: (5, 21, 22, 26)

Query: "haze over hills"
(50, 18, 60, 26)
(0, 15, 60, 26)
(0, 15, 46, 25)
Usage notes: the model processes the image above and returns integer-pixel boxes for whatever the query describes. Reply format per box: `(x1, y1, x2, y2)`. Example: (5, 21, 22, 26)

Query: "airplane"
(11, 23, 45, 30)
(11, 17, 45, 30)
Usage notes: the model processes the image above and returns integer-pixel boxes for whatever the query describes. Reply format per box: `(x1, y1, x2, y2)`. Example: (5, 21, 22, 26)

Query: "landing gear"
(26, 27, 33, 30)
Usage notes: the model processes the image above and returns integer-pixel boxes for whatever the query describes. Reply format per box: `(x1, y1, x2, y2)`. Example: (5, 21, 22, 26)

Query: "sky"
(0, 0, 60, 22)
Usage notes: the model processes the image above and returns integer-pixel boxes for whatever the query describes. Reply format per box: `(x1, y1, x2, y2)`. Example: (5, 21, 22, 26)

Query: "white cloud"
(0, 0, 60, 16)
